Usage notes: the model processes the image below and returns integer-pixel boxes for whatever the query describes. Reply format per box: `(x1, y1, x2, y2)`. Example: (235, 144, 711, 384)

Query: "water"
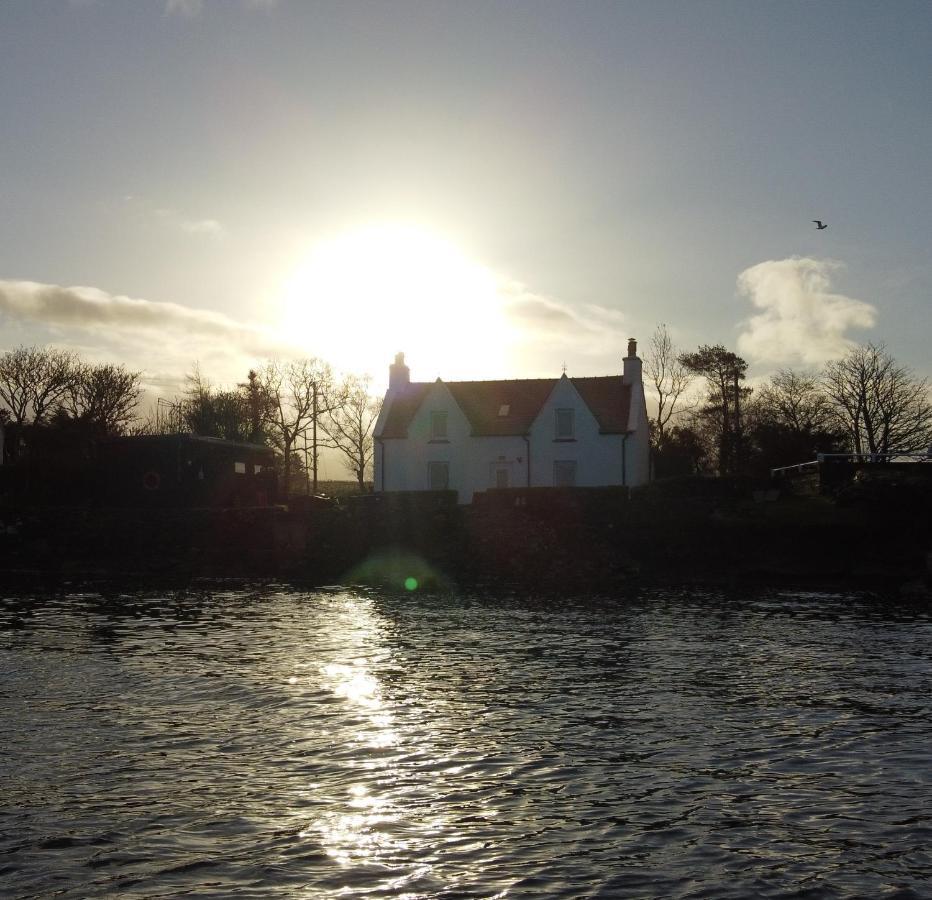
(1, 586, 930, 898)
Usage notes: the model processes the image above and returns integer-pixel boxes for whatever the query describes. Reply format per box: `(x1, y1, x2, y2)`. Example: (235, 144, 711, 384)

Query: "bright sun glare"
(279, 224, 514, 383)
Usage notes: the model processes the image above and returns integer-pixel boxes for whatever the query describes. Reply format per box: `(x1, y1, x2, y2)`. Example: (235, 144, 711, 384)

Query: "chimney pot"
(623, 338, 641, 385)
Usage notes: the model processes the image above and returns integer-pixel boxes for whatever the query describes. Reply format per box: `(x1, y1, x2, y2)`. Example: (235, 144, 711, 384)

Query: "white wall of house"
(528, 375, 626, 487)
(377, 382, 533, 503)
(464, 435, 529, 499)
(375, 344, 651, 503)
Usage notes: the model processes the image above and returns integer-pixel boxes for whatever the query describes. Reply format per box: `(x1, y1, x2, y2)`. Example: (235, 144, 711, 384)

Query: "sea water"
(1, 587, 930, 898)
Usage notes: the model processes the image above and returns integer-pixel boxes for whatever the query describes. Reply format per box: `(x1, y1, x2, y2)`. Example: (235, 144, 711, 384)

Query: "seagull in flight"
(813, 220, 828, 230)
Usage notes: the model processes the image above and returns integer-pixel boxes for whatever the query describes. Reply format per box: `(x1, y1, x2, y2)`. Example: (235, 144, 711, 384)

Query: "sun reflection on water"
(300, 594, 438, 872)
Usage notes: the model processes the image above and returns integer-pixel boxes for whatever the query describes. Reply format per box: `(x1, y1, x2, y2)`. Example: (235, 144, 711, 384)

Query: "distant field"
(315, 480, 373, 497)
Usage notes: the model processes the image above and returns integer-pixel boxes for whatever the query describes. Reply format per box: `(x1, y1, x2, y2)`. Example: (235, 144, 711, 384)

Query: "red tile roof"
(380, 376, 631, 438)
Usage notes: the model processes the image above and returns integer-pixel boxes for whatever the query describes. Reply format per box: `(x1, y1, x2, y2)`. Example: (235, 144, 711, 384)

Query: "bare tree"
(643, 324, 692, 449)
(0, 346, 78, 426)
(259, 358, 341, 494)
(61, 363, 142, 435)
(756, 369, 836, 435)
(749, 369, 846, 470)
(320, 374, 383, 490)
(823, 343, 932, 457)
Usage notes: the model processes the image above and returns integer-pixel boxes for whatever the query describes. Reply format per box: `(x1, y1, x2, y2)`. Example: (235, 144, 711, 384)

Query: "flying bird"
(813, 220, 828, 230)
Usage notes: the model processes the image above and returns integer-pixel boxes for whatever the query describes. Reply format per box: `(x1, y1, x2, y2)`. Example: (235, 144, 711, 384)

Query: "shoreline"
(1, 488, 929, 600)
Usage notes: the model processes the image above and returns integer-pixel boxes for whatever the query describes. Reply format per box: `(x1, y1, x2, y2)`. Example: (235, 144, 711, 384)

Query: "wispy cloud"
(737, 257, 876, 367)
(0, 279, 296, 382)
(165, 0, 203, 16)
(153, 206, 225, 238)
(503, 282, 626, 349)
(179, 217, 225, 237)
(165, 0, 278, 16)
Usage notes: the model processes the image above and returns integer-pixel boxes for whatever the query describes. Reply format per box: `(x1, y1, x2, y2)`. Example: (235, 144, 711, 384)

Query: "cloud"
(165, 0, 202, 16)
(0, 279, 293, 365)
(165, 0, 278, 15)
(152, 206, 225, 238)
(180, 218, 225, 237)
(736, 257, 876, 366)
(502, 283, 626, 346)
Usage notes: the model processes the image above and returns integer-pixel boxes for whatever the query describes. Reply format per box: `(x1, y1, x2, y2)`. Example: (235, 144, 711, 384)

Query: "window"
(234, 461, 247, 475)
(430, 410, 448, 440)
(495, 467, 510, 489)
(555, 408, 575, 439)
(498, 404, 510, 417)
(428, 461, 450, 491)
(554, 460, 577, 487)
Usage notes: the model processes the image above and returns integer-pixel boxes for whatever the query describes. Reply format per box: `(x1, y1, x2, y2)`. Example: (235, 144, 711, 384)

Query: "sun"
(277, 223, 514, 383)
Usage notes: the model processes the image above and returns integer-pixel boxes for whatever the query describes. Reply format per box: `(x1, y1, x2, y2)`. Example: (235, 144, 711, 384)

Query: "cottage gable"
(374, 342, 650, 501)
(377, 375, 631, 440)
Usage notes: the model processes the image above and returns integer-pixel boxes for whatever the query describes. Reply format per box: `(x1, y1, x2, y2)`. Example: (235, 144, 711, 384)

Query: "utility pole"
(312, 382, 318, 494)
(303, 429, 310, 495)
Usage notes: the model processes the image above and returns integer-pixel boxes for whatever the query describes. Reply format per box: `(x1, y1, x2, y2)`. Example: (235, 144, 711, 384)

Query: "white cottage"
(373, 339, 651, 504)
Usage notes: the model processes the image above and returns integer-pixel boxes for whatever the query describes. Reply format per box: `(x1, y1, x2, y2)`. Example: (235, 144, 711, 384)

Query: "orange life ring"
(142, 470, 161, 491)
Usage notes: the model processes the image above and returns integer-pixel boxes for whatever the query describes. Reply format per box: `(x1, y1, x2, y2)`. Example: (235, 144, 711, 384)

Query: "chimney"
(389, 352, 410, 390)
(622, 337, 641, 386)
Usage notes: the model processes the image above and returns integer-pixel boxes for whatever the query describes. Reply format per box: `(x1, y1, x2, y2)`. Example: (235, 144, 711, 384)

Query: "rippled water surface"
(1, 586, 931, 898)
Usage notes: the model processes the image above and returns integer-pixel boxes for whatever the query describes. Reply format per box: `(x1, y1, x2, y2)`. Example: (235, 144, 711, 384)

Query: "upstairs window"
(555, 408, 575, 439)
(498, 404, 510, 417)
(430, 410, 448, 440)
(428, 461, 450, 491)
(554, 460, 577, 487)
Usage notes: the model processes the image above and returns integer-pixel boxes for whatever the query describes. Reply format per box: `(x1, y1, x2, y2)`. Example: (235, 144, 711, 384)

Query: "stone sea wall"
(1, 479, 929, 594)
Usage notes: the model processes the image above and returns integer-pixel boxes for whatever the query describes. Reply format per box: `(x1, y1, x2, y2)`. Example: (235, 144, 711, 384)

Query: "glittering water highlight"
(1, 587, 930, 898)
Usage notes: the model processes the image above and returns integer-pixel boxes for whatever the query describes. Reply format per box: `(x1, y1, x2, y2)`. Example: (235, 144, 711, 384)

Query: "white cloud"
(151, 206, 225, 238)
(502, 282, 626, 349)
(496, 281, 631, 376)
(180, 218, 225, 237)
(165, 0, 278, 15)
(0, 280, 300, 386)
(165, 0, 203, 16)
(736, 257, 876, 367)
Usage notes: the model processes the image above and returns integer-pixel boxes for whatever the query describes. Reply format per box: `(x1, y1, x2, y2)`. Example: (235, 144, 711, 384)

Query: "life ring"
(142, 470, 161, 491)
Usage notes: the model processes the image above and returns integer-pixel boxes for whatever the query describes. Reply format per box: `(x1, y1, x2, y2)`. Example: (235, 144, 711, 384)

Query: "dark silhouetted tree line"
(152, 358, 382, 495)
(0, 346, 142, 463)
(0, 346, 383, 494)
(644, 326, 931, 478)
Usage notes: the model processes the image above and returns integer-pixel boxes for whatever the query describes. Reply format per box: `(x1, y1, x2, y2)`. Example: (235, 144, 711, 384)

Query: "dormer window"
(498, 404, 510, 417)
(430, 410, 448, 440)
(555, 408, 575, 440)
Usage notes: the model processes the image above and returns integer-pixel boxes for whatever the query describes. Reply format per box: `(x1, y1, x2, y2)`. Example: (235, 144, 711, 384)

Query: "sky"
(1, 0, 930, 413)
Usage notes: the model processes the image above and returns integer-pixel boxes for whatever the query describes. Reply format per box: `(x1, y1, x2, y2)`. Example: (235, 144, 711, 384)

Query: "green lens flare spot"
(404, 576, 419, 591)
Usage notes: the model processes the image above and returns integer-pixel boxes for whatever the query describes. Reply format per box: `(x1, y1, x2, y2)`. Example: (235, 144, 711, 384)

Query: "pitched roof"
(379, 382, 431, 438)
(447, 379, 556, 435)
(573, 376, 631, 434)
(380, 375, 632, 438)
